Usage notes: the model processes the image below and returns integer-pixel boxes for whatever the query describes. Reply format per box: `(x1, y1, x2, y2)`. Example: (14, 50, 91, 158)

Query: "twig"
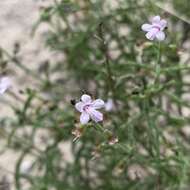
(97, 23, 117, 102)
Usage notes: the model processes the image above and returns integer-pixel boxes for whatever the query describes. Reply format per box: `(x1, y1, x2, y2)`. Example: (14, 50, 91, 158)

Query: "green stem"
(98, 23, 116, 101)
(95, 123, 129, 154)
(1, 48, 43, 82)
(155, 42, 161, 84)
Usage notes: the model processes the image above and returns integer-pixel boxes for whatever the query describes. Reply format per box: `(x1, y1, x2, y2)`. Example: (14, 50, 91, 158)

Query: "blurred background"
(0, 0, 190, 190)
(0, 0, 55, 188)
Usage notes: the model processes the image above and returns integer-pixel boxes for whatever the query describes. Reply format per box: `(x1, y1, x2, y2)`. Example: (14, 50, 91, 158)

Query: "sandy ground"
(0, 0, 53, 189)
(0, 0, 189, 189)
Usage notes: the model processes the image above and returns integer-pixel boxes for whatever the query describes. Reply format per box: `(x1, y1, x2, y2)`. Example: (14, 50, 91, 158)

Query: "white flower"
(141, 15, 167, 41)
(20, 160, 32, 174)
(75, 94, 104, 124)
(105, 99, 114, 112)
(0, 76, 11, 94)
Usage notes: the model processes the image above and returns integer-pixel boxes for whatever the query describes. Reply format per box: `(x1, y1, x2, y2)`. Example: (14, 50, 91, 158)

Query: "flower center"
(83, 104, 91, 111)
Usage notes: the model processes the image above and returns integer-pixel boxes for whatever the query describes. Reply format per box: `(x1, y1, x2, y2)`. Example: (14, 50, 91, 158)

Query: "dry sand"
(0, 0, 53, 189)
(0, 0, 189, 189)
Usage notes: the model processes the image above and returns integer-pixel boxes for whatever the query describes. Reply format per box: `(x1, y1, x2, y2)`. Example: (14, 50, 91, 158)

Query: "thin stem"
(98, 23, 116, 100)
(1, 48, 43, 82)
(95, 123, 130, 154)
(154, 42, 161, 84)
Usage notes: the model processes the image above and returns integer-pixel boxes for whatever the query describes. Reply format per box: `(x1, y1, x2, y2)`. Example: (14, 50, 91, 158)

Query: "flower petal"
(92, 99, 104, 109)
(89, 109, 103, 123)
(80, 112, 90, 124)
(151, 15, 161, 24)
(0, 77, 11, 94)
(75, 102, 84, 112)
(145, 29, 157, 40)
(141, 24, 152, 32)
(160, 19, 167, 30)
(105, 99, 114, 111)
(156, 31, 165, 41)
(81, 94, 92, 103)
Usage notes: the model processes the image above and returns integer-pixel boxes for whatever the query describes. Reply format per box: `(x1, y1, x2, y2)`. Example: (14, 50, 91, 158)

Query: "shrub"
(1, 0, 190, 189)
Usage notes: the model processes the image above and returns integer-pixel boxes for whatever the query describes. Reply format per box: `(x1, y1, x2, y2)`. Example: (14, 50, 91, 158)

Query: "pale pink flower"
(105, 99, 115, 112)
(141, 15, 167, 41)
(0, 76, 11, 94)
(75, 94, 104, 124)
